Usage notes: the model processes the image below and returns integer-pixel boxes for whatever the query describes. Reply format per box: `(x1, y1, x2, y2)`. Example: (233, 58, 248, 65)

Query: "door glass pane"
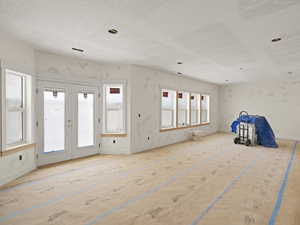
(6, 71, 23, 108)
(78, 93, 94, 147)
(44, 90, 65, 153)
(6, 111, 23, 145)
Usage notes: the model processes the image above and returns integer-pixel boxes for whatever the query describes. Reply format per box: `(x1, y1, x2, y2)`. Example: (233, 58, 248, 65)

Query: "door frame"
(36, 79, 101, 166)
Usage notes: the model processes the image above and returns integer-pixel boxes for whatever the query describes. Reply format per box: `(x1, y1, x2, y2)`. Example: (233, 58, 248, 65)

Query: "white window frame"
(177, 91, 190, 127)
(160, 87, 211, 131)
(0, 62, 3, 153)
(103, 82, 127, 134)
(190, 93, 201, 126)
(160, 88, 177, 129)
(2, 69, 27, 148)
(200, 94, 210, 124)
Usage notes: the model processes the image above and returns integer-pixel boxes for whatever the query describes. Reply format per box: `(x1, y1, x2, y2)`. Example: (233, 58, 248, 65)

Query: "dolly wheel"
(245, 139, 251, 146)
(234, 137, 240, 144)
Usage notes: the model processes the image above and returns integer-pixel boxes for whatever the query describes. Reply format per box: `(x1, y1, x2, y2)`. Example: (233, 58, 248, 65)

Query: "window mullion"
(176, 91, 178, 128)
(200, 95, 203, 124)
(189, 93, 191, 126)
(198, 94, 201, 125)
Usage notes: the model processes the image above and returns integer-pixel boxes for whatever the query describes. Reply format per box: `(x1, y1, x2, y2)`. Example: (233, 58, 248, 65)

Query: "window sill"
(100, 133, 128, 137)
(190, 122, 210, 127)
(1, 143, 36, 157)
(160, 123, 210, 132)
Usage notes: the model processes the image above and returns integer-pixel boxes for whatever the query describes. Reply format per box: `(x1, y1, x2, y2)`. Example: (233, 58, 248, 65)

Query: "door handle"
(68, 120, 72, 128)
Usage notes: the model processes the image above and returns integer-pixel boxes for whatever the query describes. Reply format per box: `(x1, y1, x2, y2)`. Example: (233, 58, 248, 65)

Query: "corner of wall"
(0, 33, 37, 186)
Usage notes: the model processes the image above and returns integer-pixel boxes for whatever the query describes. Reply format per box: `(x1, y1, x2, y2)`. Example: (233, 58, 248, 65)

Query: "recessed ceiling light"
(72, 47, 84, 53)
(177, 72, 182, 75)
(271, 37, 282, 42)
(177, 62, 183, 64)
(240, 67, 243, 70)
(288, 71, 293, 75)
(225, 80, 229, 82)
(108, 29, 118, 34)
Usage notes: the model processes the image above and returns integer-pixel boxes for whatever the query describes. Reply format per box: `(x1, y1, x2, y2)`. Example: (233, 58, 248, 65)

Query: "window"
(201, 95, 210, 123)
(78, 92, 94, 147)
(103, 84, 126, 134)
(5, 70, 26, 146)
(177, 91, 190, 127)
(191, 93, 201, 125)
(160, 88, 210, 131)
(161, 89, 176, 129)
(43, 90, 65, 152)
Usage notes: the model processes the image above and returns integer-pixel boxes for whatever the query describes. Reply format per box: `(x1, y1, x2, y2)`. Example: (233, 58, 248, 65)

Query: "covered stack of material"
(231, 115, 278, 148)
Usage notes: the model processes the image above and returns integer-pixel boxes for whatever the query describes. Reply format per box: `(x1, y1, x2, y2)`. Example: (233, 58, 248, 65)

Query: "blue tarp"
(231, 115, 278, 148)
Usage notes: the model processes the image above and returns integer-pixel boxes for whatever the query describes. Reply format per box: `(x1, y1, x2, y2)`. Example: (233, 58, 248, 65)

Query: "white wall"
(0, 148, 36, 186)
(130, 65, 219, 153)
(35, 52, 220, 154)
(0, 37, 220, 185)
(0, 33, 35, 75)
(0, 33, 37, 186)
(219, 79, 300, 140)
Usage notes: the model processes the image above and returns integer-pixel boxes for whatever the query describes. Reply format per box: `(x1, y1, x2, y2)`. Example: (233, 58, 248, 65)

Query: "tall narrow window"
(161, 89, 176, 129)
(5, 70, 26, 146)
(44, 90, 65, 152)
(78, 92, 94, 147)
(201, 95, 210, 123)
(103, 84, 125, 134)
(177, 91, 190, 127)
(191, 93, 201, 125)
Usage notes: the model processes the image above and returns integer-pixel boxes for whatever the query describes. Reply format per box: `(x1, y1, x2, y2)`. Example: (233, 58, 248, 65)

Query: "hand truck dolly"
(234, 111, 256, 146)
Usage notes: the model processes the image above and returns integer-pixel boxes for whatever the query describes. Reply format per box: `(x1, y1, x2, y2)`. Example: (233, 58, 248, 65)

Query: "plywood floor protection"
(0, 133, 299, 225)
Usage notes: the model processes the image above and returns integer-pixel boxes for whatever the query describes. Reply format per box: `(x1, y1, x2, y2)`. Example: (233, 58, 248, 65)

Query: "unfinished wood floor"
(0, 133, 299, 225)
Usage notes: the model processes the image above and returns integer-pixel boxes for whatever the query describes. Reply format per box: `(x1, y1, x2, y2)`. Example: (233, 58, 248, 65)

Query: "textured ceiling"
(0, 0, 299, 84)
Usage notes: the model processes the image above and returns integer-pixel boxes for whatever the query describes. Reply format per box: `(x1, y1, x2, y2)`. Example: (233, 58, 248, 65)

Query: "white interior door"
(37, 81, 100, 166)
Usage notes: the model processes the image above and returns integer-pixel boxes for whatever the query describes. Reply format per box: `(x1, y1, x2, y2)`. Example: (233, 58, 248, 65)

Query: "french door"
(36, 81, 100, 166)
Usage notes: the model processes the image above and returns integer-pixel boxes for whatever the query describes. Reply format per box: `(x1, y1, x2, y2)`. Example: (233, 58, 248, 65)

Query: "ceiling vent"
(271, 37, 282, 42)
(72, 48, 84, 52)
(108, 29, 118, 34)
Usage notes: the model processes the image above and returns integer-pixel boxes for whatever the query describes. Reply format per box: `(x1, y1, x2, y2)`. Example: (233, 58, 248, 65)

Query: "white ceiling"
(0, 0, 300, 84)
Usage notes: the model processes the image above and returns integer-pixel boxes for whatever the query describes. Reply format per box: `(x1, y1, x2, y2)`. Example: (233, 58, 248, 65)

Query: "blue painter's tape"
(84, 150, 226, 225)
(268, 141, 298, 225)
(0, 149, 224, 224)
(0, 182, 97, 223)
(189, 155, 260, 225)
(0, 143, 209, 193)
